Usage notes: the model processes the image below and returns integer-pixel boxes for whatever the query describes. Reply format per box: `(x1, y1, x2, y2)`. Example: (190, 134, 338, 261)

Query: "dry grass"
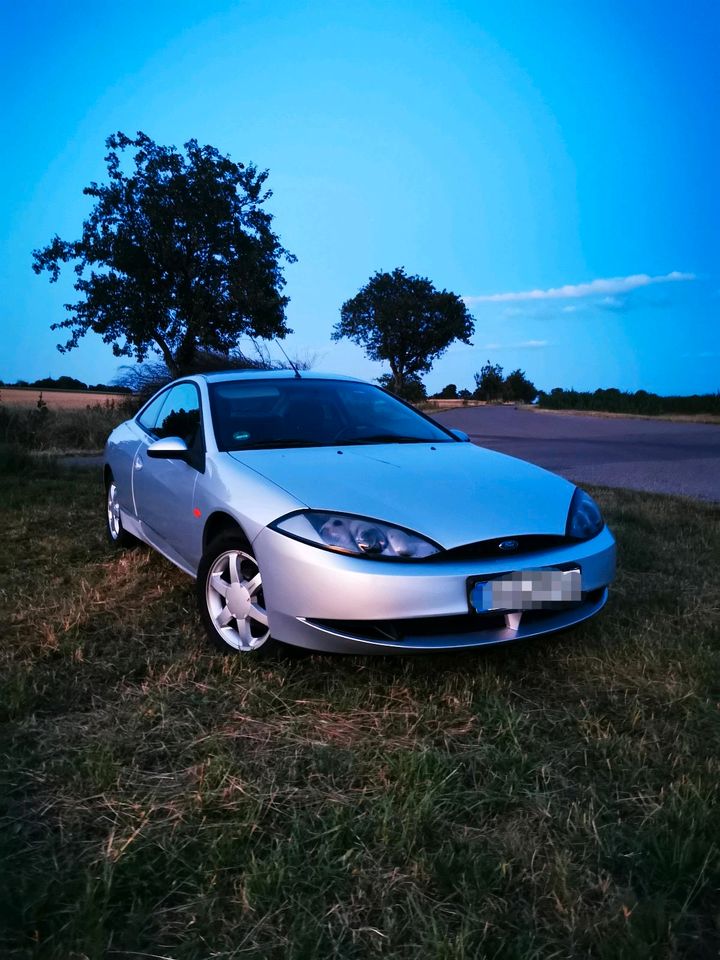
(530, 407, 720, 426)
(0, 401, 134, 453)
(0, 466, 719, 959)
(418, 400, 486, 411)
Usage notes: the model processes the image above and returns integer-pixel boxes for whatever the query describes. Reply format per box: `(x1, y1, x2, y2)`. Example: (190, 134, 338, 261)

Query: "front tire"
(196, 536, 279, 656)
(106, 477, 138, 548)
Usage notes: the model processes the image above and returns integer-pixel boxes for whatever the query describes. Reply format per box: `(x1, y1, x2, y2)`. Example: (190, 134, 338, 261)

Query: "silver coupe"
(104, 371, 616, 655)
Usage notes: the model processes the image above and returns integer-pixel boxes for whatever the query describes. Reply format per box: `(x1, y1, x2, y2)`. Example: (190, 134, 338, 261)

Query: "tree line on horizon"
(5, 371, 717, 419)
(428, 362, 539, 404)
(427, 376, 719, 415)
(537, 386, 720, 417)
(0, 375, 131, 393)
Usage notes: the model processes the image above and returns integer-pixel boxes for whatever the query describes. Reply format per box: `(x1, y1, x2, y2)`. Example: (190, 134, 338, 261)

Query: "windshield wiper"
(341, 434, 431, 445)
(235, 438, 324, 450)
(234, 435, 440, 450)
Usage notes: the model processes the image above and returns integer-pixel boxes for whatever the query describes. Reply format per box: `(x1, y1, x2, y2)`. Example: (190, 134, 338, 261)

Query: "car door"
(132, 381, 204, 564)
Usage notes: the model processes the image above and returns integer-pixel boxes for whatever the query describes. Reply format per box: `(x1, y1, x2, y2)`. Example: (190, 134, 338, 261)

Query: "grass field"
(1, 463, 718, 959)
(0, 388, 129, 410)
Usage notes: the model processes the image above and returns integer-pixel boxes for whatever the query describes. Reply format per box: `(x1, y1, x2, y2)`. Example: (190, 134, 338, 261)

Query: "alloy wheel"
(107, 481, 122, 540)
(205, 549, 270, 651)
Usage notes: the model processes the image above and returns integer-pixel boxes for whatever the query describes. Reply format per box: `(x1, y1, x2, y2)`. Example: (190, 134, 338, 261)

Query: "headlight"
(270, 511, 441, 559)
(566, 488, 604, 540)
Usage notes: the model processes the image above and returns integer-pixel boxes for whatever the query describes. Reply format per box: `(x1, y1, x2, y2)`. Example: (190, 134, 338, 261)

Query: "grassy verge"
(1, 467, 718, 959)
(530, 408, 720, 426)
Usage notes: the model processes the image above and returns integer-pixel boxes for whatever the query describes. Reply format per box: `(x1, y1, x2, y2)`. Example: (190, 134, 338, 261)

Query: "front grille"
(310, 612, 507, 643)
(309, 589, 604, 644)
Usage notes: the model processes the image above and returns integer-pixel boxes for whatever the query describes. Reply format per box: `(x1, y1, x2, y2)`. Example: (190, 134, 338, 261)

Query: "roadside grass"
(0, 467, 718, 959)
(529, 408, 720, 426)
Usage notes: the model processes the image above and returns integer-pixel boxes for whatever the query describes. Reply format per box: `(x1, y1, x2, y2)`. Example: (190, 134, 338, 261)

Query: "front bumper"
(252, 525, 616, 654)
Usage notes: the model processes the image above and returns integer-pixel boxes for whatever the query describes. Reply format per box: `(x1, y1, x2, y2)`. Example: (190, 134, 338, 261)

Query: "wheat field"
(0, 387, 128, 410)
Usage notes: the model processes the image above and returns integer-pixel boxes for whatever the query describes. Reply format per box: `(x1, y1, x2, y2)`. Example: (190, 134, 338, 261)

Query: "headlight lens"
(271, 511, 441, 559)
(566, 488, 604, 540)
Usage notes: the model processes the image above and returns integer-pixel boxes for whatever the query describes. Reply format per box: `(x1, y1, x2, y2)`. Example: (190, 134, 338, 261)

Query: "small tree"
(503, 368, 538, 404)
(473, 361, 504, 402)
(333, 268, 474, 395)
(377, 372, 427, 403)
(32, 132, 295, 376)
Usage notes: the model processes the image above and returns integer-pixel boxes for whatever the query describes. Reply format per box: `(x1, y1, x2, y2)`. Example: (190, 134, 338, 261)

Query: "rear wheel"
(197, 535, 279, 656)
(106, 477, 138, 548)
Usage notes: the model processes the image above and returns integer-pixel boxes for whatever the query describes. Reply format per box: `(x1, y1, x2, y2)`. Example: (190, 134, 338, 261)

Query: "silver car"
(104, 371, 616, 656)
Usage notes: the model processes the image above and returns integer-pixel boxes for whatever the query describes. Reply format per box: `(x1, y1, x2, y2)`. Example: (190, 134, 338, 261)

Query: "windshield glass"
(208, 378, 455, 451)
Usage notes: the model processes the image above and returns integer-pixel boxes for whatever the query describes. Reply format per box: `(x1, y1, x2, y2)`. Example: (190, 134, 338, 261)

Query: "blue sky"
(1, 0, 717, 394)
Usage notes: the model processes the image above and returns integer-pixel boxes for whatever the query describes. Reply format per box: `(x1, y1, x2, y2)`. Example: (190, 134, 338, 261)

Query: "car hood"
(228, 442, 576, 549)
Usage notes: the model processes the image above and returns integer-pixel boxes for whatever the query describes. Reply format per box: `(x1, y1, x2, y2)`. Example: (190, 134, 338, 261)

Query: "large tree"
(32, 132, 296, 376)
(333, 268, 475, 394)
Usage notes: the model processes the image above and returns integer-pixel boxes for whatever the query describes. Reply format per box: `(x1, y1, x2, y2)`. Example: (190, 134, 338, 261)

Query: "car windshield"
(208, 378, 455, 451)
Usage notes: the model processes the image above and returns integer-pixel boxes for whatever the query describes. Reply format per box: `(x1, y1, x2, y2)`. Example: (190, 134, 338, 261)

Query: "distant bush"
(537, 388, 720, 416)
(432, 383, 459, 399)
(0, 398, 138, 451)
(32, 375, 88, 391)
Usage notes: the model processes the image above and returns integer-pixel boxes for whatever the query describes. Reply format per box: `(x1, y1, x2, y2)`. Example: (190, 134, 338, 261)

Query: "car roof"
(197, 369, 365, 385)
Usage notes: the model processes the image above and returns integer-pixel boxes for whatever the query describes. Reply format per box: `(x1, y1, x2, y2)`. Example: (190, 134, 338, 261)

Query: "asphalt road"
(433, 406, 720, 502)
(64, 407, 720, 502)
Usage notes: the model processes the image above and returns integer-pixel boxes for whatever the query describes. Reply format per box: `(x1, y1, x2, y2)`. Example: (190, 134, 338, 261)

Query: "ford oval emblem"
(498, 539, 519, 552)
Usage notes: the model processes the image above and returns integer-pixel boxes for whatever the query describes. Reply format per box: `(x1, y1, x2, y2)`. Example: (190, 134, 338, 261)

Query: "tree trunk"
(389, 359, 405, 396)
(175, 331, 198, 375)
(151, 331, 178, 376)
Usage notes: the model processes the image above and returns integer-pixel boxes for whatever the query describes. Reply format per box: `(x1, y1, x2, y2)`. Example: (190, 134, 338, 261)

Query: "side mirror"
(147, 436, 190, 460)
(450, 428, 471, 442)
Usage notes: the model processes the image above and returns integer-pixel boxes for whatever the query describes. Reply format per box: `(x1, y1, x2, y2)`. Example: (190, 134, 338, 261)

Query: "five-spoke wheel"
(197, 537, 277, 655)
(106, 477, 137, 547)
(107, 481, 121, 539)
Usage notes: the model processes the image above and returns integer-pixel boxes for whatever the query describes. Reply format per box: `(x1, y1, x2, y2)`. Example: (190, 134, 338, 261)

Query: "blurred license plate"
(469, 568, 582, 613)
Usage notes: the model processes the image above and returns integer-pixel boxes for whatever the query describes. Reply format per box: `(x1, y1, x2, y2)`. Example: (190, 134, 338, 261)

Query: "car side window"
(155, 382, 202, 447)
(137, 389, 172, 436)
